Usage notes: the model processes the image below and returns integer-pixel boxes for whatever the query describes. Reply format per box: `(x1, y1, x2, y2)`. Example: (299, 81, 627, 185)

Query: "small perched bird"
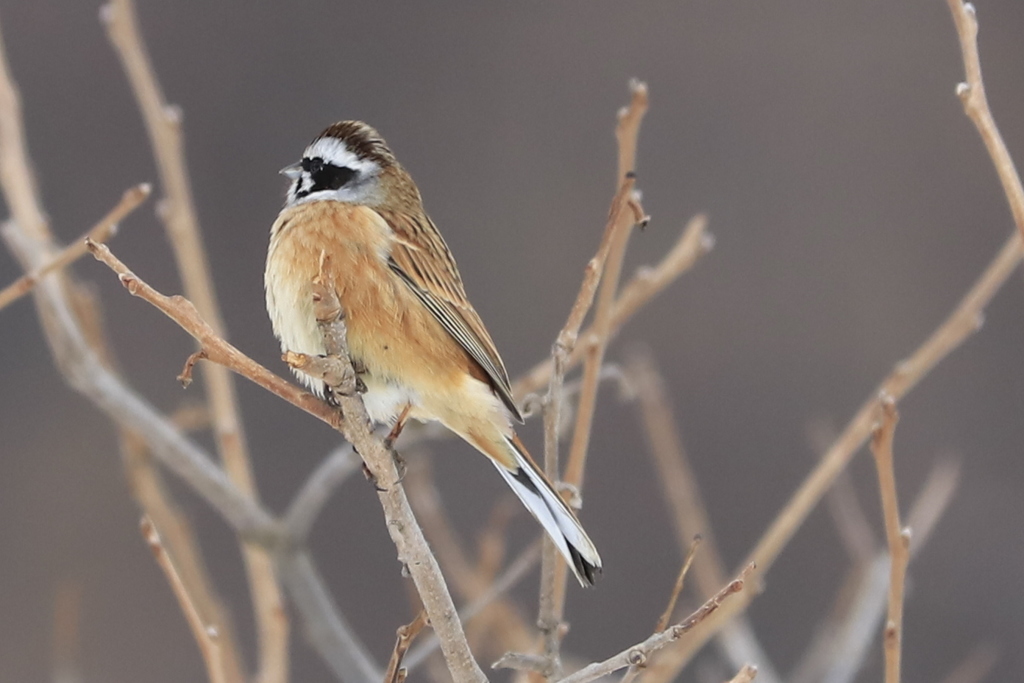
(265, 121, 601, 585)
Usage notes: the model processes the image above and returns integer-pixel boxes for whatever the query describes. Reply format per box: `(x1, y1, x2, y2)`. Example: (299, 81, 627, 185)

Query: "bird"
(265, 121, 601, 586)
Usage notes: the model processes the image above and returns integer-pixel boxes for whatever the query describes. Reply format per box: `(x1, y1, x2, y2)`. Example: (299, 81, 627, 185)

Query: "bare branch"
(0, 184, 150, 312)
(798, 457, 960, 683)
(536, 80, 650, 675)
(277, 551, 382, 682)
(539, 120, 646, 678)
(553, 565, 753, 683)
(284, 445, 360, 541)
(869, 397, 909, 683)
(946, 0, 1024, 244)
(406, 541, 542, 673)
(101, 2, 288, 677)
(383, 611, 429, 683)
(628, 349, 780, 683)
(564, 79, 648, 490)
(513, 213, 712, 400)
(51, 581, 83, 683)
(939, 644, 998, 683)
(141, 517, 229, 683)
(648, 213, 1021, 674)
(290, 258, 487, 683)
(655, 536, 702, 633)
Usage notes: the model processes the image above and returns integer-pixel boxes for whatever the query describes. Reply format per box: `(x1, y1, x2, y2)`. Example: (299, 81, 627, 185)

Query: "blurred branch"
(0, 21, 376, 675)
(939, 644, 998, 683)
(100, 2, 288, 679)
(141, 517, 229, 683)
(0, 184, 149, 312)
(869, 397, 909, 683)
(798, 457, 960, 683)
(724, 665, 758, 683)
(51, 581, 83, 683)
(648, 216, 1022, 675)
(277, 551, 382, 681)
(627, 350, 780, 683)
(284, 445, 360, 540)
(73, 273, 246, 681)
(806, 419, 876, 566)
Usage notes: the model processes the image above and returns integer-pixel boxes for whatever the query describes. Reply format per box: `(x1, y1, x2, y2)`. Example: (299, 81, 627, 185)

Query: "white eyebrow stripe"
(304, 137, 378, 174)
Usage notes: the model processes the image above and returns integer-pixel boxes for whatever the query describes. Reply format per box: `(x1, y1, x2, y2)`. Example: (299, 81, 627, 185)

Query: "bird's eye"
(301, 157, 324, 175)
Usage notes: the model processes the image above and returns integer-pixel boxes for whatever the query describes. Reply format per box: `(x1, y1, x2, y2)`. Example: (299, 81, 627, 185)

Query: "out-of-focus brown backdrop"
(1, 1, 1023, 681)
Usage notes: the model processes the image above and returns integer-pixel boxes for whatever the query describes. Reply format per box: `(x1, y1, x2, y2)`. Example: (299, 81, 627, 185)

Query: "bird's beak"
(280, 162, 302, 180)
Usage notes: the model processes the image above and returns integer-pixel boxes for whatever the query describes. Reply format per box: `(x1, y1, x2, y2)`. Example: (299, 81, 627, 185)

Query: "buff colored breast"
(265, 201, 483, 425)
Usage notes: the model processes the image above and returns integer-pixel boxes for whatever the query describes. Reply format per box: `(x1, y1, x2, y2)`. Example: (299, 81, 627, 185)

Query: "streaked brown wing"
(381, 209, 524, 423)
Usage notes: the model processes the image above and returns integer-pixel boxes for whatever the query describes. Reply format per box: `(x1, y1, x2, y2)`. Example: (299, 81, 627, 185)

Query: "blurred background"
(1, 1, 1023, 681)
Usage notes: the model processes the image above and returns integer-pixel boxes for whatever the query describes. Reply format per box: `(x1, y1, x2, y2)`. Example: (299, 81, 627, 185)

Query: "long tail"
(491, 435, 602, 586)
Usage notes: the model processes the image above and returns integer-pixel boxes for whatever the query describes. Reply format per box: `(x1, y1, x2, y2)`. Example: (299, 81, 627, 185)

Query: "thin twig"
(805, 456, 960, 683)
(946, 0, 1024, 245)
(539, 142, 644, 679)
(628, 349, 780, 683)
(655, 536, 702, 633)
(141, 516, 228, 683)
(100, 3, 288, 679)
(0, 184, 150, 312)
(383, 611, 430, 683)
(538, 80, 649, 674)
(513, 213, 712, 400)
(869, 396, 909, 683)
(563, 79, 648, 490)
(646, 216, 1022, 677)
(551, 565, 753, 683)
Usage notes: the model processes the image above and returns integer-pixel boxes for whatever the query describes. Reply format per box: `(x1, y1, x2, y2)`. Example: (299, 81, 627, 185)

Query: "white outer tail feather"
(493, 436, 602, 586)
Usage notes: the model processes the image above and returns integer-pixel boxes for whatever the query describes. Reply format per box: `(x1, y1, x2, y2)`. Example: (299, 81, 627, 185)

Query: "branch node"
(178, 349, 207, 387)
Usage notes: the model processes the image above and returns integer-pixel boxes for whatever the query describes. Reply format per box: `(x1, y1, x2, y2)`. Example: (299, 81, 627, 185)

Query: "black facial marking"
(301, 156, 357, 194)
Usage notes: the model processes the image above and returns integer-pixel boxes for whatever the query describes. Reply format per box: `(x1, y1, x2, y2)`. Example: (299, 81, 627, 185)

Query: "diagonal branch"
(0, 183, 150, 312)
(87, 241, 485, 682)
(551, 565, 753, 683)
(141, 516, 230, 683)
(513, 213, 712, 400)
(100, 2, 288, 678)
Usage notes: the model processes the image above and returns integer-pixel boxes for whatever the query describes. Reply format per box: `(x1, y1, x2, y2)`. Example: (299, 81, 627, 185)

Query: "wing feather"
(381, 209, 524, 423)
